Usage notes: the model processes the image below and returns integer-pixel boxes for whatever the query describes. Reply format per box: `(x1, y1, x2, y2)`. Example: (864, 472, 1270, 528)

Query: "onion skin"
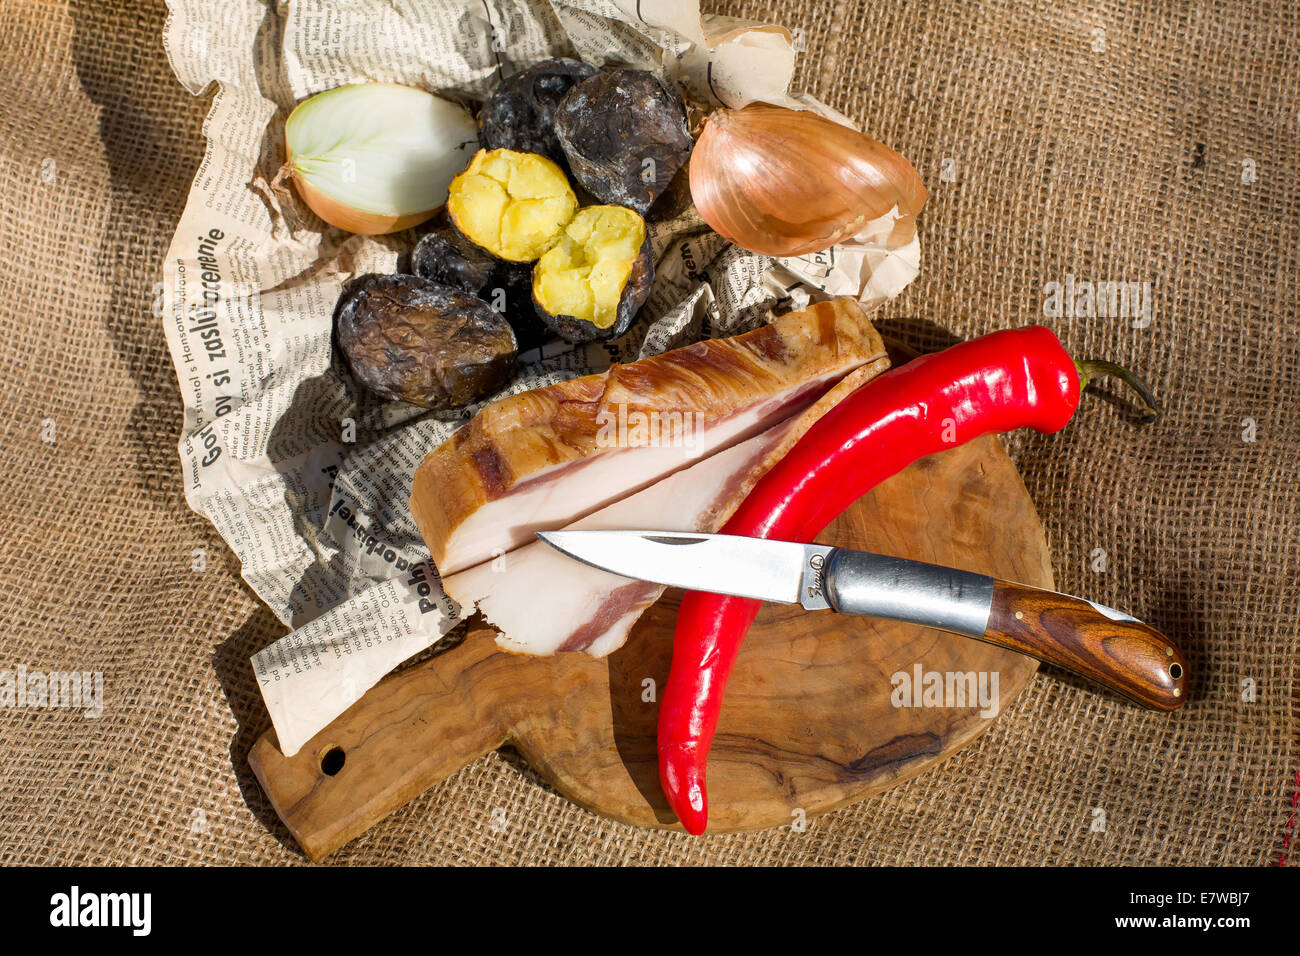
(689, 103, 927, 257)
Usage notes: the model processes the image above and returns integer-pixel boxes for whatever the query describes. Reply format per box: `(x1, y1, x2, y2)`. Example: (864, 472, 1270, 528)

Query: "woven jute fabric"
(0, 0, 1295, 865)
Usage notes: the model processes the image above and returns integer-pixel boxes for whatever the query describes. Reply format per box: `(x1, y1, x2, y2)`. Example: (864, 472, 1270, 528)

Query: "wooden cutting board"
(249, 435, 1051, 859)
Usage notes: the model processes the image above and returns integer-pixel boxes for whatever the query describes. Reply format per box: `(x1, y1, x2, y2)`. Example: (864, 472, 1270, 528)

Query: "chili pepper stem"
(1074, 359, 1159, 425)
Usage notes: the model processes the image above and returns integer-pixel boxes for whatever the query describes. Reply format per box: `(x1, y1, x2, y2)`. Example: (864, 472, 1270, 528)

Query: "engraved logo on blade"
(807, 552, 826, 600)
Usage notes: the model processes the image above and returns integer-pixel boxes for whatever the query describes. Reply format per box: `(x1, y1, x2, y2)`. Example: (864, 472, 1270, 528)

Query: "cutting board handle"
(248, 629, 510, 861)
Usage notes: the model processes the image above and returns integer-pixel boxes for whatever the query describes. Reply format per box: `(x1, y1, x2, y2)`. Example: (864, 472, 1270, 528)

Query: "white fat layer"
(443, 424, 792, 656)
(439, 372, 842, 575)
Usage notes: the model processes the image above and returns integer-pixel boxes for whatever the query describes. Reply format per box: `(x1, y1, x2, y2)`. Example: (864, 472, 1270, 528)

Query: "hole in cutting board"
(320, 746, 346, 776)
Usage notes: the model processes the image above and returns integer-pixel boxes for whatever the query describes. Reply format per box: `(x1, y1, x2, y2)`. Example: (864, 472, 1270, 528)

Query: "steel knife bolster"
(810, 547, 994, 637)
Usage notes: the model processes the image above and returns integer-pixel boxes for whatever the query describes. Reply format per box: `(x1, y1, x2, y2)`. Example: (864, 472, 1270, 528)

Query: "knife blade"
(536, 529, 1188, 711)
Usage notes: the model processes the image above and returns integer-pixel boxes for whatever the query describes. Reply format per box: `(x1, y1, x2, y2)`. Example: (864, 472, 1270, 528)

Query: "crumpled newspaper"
(159, 0, 919, 757)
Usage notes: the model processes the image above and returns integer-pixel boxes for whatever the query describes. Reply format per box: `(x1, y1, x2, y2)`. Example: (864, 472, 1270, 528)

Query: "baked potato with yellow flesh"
(531, 205, 652, 343)
(446, 148, 578, 262)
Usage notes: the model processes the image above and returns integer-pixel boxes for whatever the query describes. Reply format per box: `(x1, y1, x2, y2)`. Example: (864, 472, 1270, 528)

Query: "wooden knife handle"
(985, 581, 1188, 711)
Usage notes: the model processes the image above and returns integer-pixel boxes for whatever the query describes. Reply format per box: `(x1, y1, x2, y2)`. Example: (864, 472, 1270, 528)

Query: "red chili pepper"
(656, 325, 1157, 835)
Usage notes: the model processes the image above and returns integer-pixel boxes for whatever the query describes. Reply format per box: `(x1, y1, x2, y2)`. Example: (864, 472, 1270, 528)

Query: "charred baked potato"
(554, 68, 693, 215)
(532, 205, 653, 342)
(412, 217, 499, 293)
(336, 273, 517, 408)
(412, 219, 548, 351)
(478, 58, 598, 169)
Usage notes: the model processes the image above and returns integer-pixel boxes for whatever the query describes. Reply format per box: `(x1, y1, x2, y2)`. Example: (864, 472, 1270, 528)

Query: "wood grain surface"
(986, 581, 1187, 710)
(249, 435, 1052, 860)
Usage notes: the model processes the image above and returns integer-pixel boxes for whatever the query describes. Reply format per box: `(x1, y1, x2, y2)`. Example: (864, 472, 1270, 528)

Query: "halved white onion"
(278, 83, 478, 235)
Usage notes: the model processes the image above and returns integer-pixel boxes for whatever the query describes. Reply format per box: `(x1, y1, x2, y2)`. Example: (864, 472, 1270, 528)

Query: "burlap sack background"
(0, 0, 1294, 865)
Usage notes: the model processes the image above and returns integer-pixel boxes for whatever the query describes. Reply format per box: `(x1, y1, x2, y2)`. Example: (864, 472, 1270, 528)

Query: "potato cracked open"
(531, 205, 653, 342)
(446, 148, 578, 262)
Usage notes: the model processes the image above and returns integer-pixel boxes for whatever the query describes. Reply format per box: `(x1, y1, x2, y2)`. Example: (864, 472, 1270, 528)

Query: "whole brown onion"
(689, 103, 927, 257)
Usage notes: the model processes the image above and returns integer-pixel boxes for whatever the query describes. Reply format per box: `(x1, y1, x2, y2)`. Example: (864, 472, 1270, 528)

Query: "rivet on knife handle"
(821, 548, 1188, 711)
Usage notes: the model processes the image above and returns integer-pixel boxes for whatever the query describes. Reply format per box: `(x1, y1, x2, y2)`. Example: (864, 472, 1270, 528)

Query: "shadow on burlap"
(0, 0, 1293, 865)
